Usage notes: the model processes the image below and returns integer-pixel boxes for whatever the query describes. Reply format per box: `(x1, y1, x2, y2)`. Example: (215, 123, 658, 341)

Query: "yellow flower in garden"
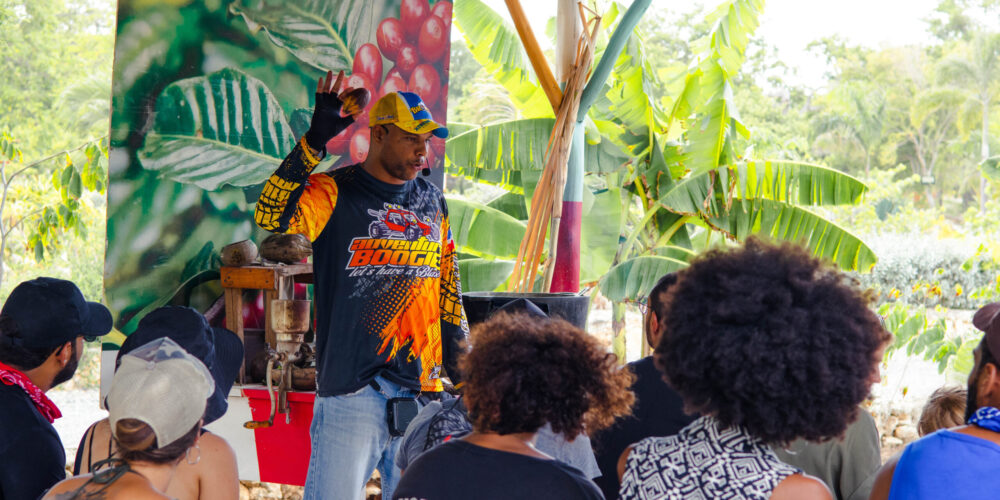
(930, 285, 942, 296)
(955, 284, 963, 296)
(889, 288, 901, 299)
(912, 283, 922, 293)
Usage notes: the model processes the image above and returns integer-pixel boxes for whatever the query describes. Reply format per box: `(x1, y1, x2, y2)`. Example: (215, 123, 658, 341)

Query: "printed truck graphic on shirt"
(367, 204, 441, 242)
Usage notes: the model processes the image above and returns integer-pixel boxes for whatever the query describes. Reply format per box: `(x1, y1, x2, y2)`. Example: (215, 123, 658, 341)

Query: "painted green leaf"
(458, 258, 516, 292)
(111, 8, 202, 143)
(229, 0, 375, 71)
(446, 197, 526, 260)
(599, 255, 689, 303)
(138, 68, 295, 190)
(704, 199, 877, 272)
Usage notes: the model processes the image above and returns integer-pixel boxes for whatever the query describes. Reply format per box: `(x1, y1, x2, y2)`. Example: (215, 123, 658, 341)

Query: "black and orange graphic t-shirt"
(255, 138, 468, 396)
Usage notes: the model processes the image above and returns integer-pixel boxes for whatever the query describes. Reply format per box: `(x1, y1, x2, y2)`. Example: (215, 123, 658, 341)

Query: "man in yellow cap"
(254, 71, 468, 500)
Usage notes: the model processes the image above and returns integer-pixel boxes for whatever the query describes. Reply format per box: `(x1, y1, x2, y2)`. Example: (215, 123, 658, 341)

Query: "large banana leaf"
(447, 118, 553, 174)
(444, 118, 629, 186)
(138, 68, 295, 190)
(453, 0, 553, 118)
(446, 197, 526, 260)
(603, 36, 662, 135)
(659, 160, 868, 216)
(458, 258, 516, 292)
(580, 188, 624, 283)
(487, 192, 528, 220)
(668, 0, 762, 172)
(229, 0, 374, 71)
(705, 199, 877, 271)
(599, 255, 689, 302)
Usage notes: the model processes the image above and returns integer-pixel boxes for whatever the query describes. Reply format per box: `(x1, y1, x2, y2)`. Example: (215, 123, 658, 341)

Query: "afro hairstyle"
(460, 311, 634, 438)
(654, 237, 890, 444)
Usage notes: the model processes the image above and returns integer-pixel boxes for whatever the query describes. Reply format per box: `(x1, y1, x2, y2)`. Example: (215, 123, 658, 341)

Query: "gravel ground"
(48, 388, 107, 466)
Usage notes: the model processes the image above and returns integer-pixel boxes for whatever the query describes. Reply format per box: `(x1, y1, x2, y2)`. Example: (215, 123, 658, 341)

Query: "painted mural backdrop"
(106, 0, 453, 335)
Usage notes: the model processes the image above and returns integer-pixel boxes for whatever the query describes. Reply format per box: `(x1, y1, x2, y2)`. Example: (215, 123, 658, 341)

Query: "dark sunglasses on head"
(83, 335, 98, 343)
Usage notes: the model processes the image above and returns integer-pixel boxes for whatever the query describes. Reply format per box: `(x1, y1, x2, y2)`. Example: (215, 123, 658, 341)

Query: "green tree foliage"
(0, 0, 114, 157)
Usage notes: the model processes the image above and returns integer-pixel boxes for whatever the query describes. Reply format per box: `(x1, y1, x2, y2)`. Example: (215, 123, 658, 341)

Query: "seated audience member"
(397, 299, 601, 479)
(591, 272, 697, 499)
(917, 385, 967, 436)
(618, 238, 890, 500)
(772, 408, 881, 500)
(870, 303, 1000, 500)
(43, 337, 215, 499)
(73, 306, 242, 500)
(0, 278, 113, 500)
(393, 312, 634, 500)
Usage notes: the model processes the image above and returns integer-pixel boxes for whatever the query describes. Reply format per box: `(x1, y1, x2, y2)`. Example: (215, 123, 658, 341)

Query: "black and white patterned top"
(619, 416, 800, 499)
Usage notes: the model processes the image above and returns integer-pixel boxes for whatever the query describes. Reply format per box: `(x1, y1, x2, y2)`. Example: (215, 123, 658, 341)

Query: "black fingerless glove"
(303, 92, 355, 152)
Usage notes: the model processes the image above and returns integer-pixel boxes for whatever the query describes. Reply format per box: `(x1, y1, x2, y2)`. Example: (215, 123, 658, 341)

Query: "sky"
(479, 0, 943, 89)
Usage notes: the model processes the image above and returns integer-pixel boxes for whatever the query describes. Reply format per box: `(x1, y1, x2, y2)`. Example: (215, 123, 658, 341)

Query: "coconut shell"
(260, 233, 312, 264)
(220, 240, 259, 267)
(341, 87, 371, 117)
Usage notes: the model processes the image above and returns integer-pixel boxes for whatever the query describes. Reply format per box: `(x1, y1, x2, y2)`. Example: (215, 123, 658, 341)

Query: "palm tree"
(937, 31, 1000, 212)
(811, 82, 886, 179)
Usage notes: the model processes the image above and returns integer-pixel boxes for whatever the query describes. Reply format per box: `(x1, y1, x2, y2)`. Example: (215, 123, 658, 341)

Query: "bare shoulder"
(868, 456, 899, 500)
(770, 473, 833, 500)
(43, 474, 170, 500)
(616, 445, 634, 481)
(43, 476, 90, 499)
(190, 432, 240, 500)
(200, 432, 238, 462)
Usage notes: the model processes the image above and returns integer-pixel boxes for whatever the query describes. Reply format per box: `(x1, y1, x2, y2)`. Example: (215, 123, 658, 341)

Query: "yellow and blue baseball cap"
(369, 91, 448, 138)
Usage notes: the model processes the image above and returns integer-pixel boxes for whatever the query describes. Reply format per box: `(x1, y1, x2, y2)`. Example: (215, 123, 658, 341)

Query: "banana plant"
(448, 0, 875, 357)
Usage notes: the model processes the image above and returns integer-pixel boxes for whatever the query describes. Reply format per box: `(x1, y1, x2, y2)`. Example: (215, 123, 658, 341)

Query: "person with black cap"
(72, 306, 244, 500)
(254, 70, 468, 500)
(0, 277, 113, 500)
(870, 302, 1000, 499)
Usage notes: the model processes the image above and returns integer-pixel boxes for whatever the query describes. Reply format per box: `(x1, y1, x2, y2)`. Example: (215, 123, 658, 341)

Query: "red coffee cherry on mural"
(344, 73, 374, 95)
(395, 44, 420, 80)
(352, 43, 383, 88)
(408, 64, 441, 108)
(430, 1, 452, 21)
(418, 15, 448, 63)
(350, 128, 370, 163)
(400, 0, 431, 42)
(377, 18, 405, 61)
(380, 72, 408, 100)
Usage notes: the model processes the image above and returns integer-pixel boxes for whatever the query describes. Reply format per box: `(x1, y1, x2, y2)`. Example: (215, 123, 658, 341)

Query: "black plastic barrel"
(461, 292, 590, 330)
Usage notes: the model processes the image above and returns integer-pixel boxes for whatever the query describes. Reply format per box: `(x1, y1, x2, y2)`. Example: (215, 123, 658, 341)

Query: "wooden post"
(504, 0, 562, 111)
(224, 288, 245, 382)
(556, 0, 581, 84)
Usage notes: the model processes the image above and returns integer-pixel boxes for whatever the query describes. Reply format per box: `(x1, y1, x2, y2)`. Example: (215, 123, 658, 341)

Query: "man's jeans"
(303, 375, 418, 500)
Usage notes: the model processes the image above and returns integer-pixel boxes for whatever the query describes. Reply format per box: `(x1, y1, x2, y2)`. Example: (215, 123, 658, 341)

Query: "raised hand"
(304, 70, 356, 152)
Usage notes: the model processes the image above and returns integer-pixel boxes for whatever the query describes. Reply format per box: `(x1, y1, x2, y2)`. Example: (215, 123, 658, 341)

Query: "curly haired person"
(393, 312, 634, 500)
(618, 238, 890, 500)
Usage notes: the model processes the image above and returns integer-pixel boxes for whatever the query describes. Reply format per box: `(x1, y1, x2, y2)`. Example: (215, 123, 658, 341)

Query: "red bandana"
(0, 361, 61, 423)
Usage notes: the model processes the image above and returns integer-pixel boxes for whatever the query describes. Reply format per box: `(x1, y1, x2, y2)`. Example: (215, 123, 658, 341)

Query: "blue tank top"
(889, 429, 1000, 499)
